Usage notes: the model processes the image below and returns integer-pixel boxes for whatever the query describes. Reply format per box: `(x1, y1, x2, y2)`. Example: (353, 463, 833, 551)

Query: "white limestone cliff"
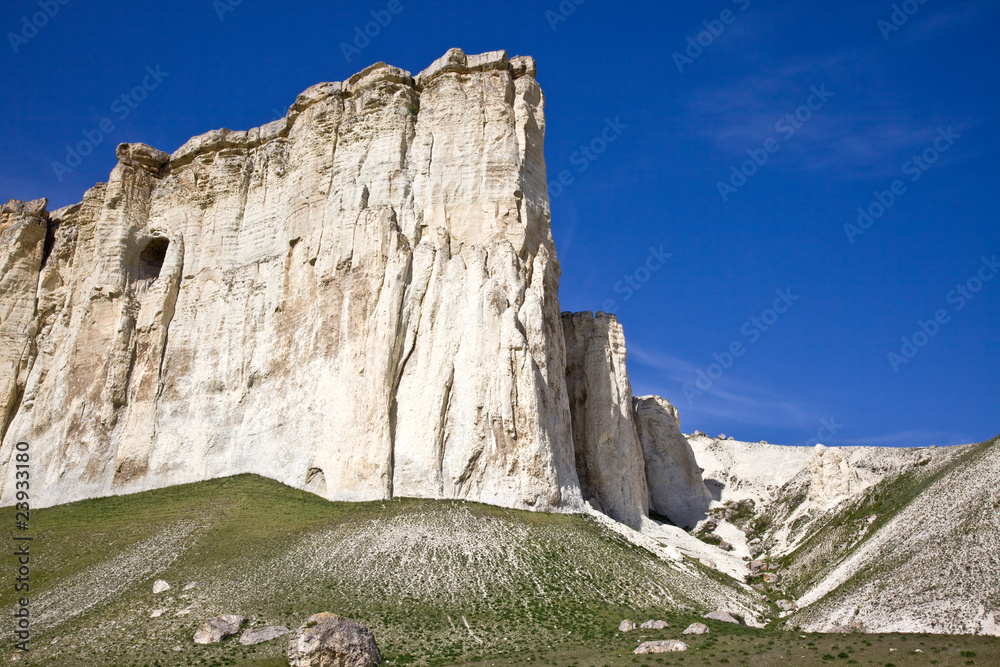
(0, 49, 588, 512)
(562, 312, 648, 527)
(633, 395, 711, 529)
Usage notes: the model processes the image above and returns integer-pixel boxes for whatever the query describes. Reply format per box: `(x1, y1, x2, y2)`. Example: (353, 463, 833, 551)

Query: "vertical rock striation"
(0, 49, 703, 528)
(633, 395, 711, 529)
(562, 311, 648, 527)
(0, 199, 50, 443)
(0, 49, 582, 512)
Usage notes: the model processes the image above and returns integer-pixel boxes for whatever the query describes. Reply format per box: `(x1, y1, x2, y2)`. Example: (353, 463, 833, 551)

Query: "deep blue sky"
(3, 1, 997, 447)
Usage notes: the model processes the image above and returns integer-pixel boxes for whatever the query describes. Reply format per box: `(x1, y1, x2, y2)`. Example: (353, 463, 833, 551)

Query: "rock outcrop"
(0, 49, 710, 536)
(562, 312, 648, 526)
(240, 625, 290, 645)
(683, 622, 710, 635)
(634, 640, 688, 653)
(193, 614, 247, 644)
(0, 198, 49, 444)
(807, 444, 859, 503)
(288, 613, 381, 667)
(634, 395, 711, 528)
(0, 49, 586, 513)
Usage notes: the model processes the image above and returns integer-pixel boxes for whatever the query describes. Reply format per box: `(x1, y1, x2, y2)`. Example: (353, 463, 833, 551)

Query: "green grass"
(3, 474, 997, 666)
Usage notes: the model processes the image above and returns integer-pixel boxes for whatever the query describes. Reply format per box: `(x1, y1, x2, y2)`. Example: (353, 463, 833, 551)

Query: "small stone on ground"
(634, 640, 689, 654)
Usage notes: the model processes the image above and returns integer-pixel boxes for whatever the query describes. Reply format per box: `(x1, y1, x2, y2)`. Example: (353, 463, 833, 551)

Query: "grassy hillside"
(1, 474, 760, 666)
(4, 472, 998, 665)
(744, 435, 1000, 634)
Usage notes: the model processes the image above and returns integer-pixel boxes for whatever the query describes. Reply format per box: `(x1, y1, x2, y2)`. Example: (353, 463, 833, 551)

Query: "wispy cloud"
(628, 343, 816, 428)
(899, 1, 997, 44)
(673, 3, 994, 181)
(678, 63, 946, 180)
(629, 344, 977, 448)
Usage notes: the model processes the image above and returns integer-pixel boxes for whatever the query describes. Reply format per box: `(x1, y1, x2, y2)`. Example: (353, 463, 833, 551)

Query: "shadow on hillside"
(704, 478, 724, 502)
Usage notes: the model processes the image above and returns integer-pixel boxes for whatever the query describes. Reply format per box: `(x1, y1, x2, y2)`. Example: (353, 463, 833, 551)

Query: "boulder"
(634, 640, 689, 654)
(763, 573, 781, 584)
(193, 615, 247, 644)
(240, 625, 290, 646)
(683, 622, 710, 635)
(750, 559, 767, 573)
(182, 582, 198, 591)
(639, 620, 669, 629)
(704, 610, 740, 624)
(619, 619, 636, 632)
(152, 580, 171, 594)
(776, 600, 797, 611)
(718, 540, 733, 551)
(288, 613, 381, 667)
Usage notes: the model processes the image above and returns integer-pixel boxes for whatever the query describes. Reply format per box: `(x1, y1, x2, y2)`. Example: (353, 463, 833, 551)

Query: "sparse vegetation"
(3, 471, 998, 666)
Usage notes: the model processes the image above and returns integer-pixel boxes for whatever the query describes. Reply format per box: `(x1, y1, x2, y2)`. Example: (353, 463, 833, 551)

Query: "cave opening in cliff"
(137, 237, 169, 281)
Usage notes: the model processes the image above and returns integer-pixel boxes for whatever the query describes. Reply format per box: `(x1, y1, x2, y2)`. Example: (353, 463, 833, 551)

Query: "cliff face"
(0, 49, 585, 511)
(0, 49, 707, 530)
(562, 312, 648, 527)
(633, 395, 711, 529)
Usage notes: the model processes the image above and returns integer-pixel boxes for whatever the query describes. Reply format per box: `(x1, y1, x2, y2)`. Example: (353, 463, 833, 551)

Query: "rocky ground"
(682, 433, 1000, 636)
(3, 435, 998, 665)
(0, 475, 762, 666)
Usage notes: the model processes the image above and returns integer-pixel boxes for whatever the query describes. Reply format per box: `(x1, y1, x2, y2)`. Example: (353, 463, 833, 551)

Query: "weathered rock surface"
(683, 622, 710, 635)
(0, 49, 585, 514)
(288, 612, 381, 667)
(152, 579, 170, 594)
(704, 610, 740, 624)
(634, 395, 711, 529)
(0, 198, 49, 445)
(639, 619, 669, 629)
(193, 614, 247, 644)
(618, 619, 636, 632)
(634, 640, 688, 653)
(808, 444, 859, 502)
(240, 625, 290, 645)
(562, 312, 648, 527)
(0, 48, 729, 544)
